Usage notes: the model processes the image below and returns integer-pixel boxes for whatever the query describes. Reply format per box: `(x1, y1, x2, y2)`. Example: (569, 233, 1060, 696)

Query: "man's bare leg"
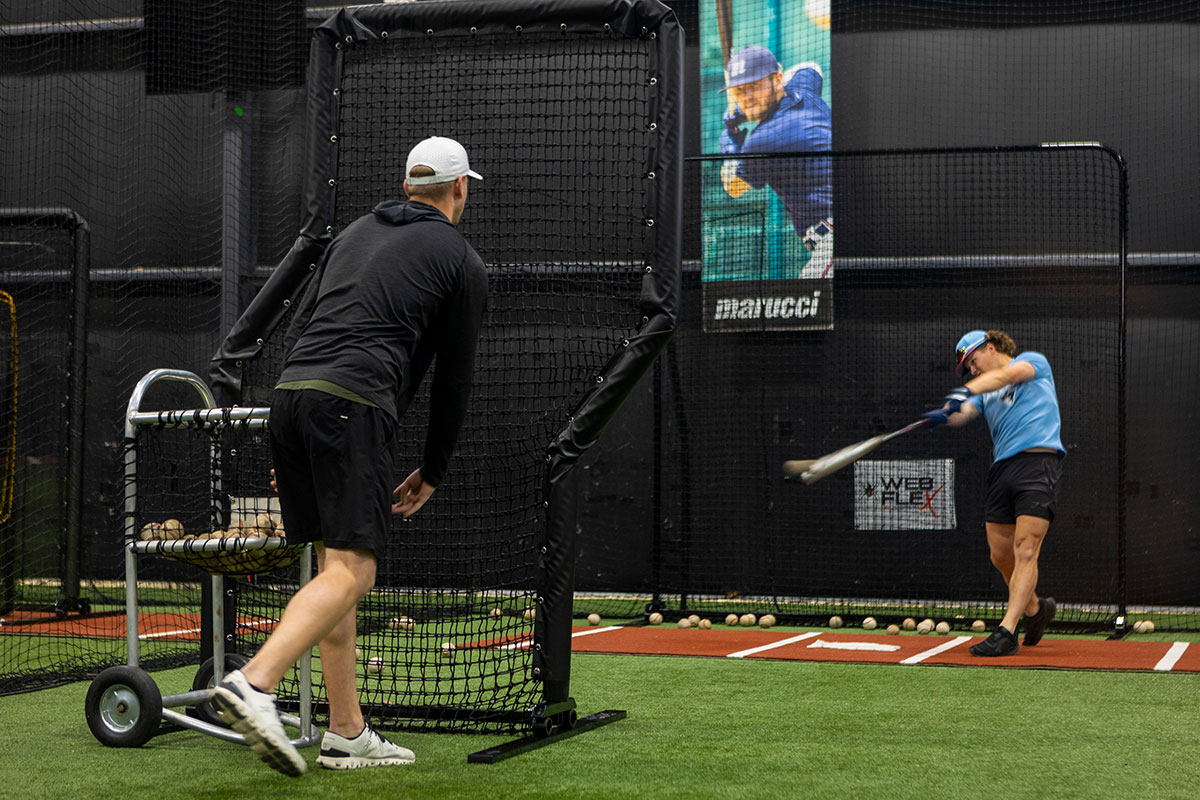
(240, 546, 376, 693)
(985, 522, 1040, 621)
(996, 516, 1049, 634)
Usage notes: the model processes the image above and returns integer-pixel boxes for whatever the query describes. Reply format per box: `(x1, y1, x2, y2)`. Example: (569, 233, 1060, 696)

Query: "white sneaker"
(210, 670, 307, 777)
(317, 724, 415, 770)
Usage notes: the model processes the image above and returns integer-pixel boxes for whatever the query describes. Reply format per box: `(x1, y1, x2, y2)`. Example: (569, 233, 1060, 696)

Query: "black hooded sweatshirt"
(278, 199, 487, 487)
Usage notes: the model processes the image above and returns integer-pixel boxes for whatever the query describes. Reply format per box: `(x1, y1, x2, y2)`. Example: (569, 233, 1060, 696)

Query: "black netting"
(633, 148, 1124, 632)
(247, 20, 662, 733)
(4, 0, 1200, 702)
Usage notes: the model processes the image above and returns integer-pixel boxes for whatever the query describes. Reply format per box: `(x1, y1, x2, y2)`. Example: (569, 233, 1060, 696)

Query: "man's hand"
(392, 468, 435, 519)
(719, 108, 747, 156)
(942, 386, 972, 413)
(721, 159, 751, 198)
(269, 468, 278, 493)
(920, 408, 952, 428)
(723, 105, 747, 146)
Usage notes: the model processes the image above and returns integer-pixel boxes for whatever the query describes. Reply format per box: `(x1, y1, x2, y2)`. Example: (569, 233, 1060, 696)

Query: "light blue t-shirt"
(965, 351, 1065, 463)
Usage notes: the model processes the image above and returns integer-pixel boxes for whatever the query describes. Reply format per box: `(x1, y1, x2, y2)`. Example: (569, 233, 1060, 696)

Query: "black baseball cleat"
(1022, 596, 1056, 646)
(969, 625, 1019, 657)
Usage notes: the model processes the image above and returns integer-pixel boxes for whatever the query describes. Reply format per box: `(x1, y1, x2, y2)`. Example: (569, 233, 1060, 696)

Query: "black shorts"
(984, 452, 1063, 524)
(269, 388, 396, 557)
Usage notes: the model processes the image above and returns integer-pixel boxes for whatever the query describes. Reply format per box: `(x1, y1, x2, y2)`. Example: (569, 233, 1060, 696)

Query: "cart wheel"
(85, 666, 163, 747)
(189, 653, 250, 727)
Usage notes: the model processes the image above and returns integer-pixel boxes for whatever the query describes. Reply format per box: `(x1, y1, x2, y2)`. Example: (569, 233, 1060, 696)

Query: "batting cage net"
(212, 0, 683, 733)
(617, 146, 1127, 633)
(3, 0, 1200, 705)
(0, 1, 297, 694)
(0, 211, 103, 691)
(574, 141, 1194, 635)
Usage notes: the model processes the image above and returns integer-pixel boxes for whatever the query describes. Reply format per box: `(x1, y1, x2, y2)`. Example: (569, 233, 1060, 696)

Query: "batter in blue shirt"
(921, 329, 1065, 658)
(719, 45, 833, 277)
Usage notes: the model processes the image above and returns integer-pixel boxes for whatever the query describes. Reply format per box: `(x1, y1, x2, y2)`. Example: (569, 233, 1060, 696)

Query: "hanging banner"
(701, 0, 833, 332)
(854, 459, 957, 531)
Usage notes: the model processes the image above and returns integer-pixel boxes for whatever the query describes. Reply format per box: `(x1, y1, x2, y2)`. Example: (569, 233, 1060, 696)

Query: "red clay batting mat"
(567, 625, 1200, 673)
(0, 611, 278, 641)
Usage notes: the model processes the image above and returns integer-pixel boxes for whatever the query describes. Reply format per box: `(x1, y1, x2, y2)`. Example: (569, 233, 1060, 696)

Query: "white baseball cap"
(405, 136, 483, 186)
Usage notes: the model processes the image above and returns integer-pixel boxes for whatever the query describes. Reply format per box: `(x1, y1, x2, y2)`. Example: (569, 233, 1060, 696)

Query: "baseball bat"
(715, 0, 736, 114)
(782, 419, 930, 485)
(715, 0, 734, 69)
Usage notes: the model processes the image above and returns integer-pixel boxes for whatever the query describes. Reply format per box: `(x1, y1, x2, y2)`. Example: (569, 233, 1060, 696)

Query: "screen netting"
(233, 7, 674, 732)
(0, 215, 96, 691)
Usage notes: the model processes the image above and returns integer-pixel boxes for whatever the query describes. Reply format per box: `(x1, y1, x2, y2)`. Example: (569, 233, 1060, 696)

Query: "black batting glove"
(722, 106, 748, 150)
(921, 408, 952, 428)
(943, 386, 972, 413)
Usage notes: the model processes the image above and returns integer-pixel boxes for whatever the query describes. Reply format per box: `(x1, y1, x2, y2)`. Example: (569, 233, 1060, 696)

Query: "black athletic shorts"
(984, 451, 1063, 524)
(269, 388, 396, 557)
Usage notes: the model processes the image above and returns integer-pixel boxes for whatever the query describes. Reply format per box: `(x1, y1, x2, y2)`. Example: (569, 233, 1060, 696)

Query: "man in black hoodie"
(211, 137, 487, 776)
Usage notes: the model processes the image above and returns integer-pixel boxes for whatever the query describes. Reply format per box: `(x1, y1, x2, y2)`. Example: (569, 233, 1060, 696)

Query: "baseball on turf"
(917, 620, 934, 634)
(759, 614, 776, 628)
(698, 618, 712, 629)
(648, 612, 663, 625)
(687, 614, 700, 625)
(862, 616, 877, 630)
(738, 613, 757, 627)
(389, 615, 415, 631)
(1143, 620, 1155, 633)
(1132, 620, 1146, 634)
(587, 613, 601, 626)
(440, 642, 456, 658)
(523, 607, 536, 621)
(725, 613, 739, 626)
(901, 617, 916, 631)
(971, 619, 987, 632)
(886, 624, 900, 635)
(366, 656, 383, 674)
(489, 607, 503, 619)
(829, 615, 843, 629)
(935, 621, 951, 635)
(677, 618, 692, 629)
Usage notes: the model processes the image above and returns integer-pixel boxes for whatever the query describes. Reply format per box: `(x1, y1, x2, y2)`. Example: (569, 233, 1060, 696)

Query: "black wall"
(2, 1, 1197, 605)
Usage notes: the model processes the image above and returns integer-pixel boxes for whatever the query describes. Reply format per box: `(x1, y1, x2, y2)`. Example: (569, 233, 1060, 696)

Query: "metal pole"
(1115, 152, 1129, 632)
(221, 94, 256, 337)
(650, 358, 663, 614)
(63, 216, 90, 607)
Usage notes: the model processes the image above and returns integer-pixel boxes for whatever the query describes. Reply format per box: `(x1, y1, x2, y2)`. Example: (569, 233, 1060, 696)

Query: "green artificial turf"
(3, 650, 1199, 800)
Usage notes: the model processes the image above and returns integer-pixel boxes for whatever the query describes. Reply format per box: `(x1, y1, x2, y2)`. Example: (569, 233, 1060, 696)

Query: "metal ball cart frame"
(85, 369, 319, 752)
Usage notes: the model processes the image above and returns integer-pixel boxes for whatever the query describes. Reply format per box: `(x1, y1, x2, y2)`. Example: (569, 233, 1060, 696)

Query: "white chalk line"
(138, 617, 277, 640)
(573, 625, 623, 638)
(808, 640, 901, 652)
(900, 636, 973, 664)
(500, 625, 623, 650)
(1154, 642, 1189, 672)
(727, 632, 821, 659)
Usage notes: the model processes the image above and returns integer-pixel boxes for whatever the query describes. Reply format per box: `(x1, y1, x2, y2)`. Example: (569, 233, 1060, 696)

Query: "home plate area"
(566, 626, 1200, 673)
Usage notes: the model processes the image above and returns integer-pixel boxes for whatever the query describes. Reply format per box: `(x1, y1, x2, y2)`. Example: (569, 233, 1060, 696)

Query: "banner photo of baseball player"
(701, 0, 832, 332)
